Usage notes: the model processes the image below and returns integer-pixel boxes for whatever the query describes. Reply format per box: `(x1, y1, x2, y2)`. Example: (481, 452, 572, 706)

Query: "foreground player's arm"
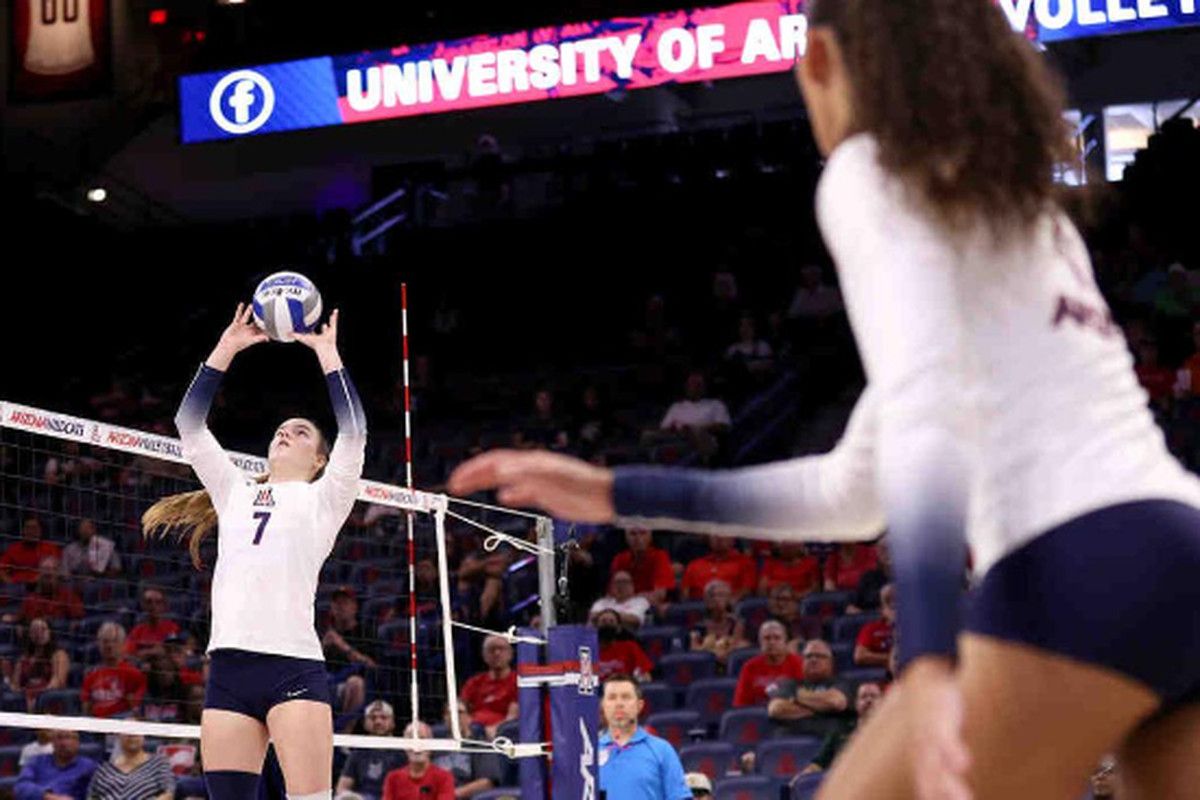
(176, 304, 267, 509)
(298, 311, 368, 534)
(610, 387, 883, 541)
(816, 138, 970, 667)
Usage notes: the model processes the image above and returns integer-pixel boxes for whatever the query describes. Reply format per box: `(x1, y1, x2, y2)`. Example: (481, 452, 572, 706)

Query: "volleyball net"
(0, 400, 600, 797)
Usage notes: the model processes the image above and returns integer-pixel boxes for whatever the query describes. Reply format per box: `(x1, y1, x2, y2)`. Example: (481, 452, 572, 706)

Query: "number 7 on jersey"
(252, 511, 271, 545)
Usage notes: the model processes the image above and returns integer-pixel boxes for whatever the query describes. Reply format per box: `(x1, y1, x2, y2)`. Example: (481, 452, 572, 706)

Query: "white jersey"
(24, 0, 94, 76)
(613, 134, 1200, 580)
(177, 371, 366, 661)
(815, 134, 1200, 575)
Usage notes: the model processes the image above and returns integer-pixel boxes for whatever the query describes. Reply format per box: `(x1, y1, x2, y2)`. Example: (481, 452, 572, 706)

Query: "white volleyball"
(251, 271, 323, 343)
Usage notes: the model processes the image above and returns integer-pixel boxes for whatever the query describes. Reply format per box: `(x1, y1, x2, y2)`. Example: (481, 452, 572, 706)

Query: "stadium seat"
(637, 625, 684, 661)
(726, 646, 759, 678)
(791, 772, 824, 800)
(0, 745, 24, 777)
(659, 651, 717, 686)
(735, 597, 769, 632)
(644, 710, 701, 749)
(34, 689, 81, 716)
(639, 682, 677, 718)
(756, 737, 824, 779)
(78, 742, 105, 762)
(679, 741, 738, 781)
(663, 600, 707, 628)
(832, 613, 882, 643)
(0, 691, 26, 713)
(799, 591, 854, 618)
(684, 678, 738, 728)
(718, 707, 771, 747)
(714, 775, 774, 800)
(830, 642, 854, 673)
(840, 667, 889, 687)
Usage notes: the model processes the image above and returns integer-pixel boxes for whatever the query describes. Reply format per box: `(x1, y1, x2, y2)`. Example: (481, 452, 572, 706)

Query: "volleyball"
(251, 271, 323, 342)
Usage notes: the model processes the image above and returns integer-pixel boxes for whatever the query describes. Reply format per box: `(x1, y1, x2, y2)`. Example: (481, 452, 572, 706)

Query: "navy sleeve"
(175, 364, 224, 432)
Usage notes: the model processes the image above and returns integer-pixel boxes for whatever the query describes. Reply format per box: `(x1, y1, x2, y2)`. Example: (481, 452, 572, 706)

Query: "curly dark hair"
(808, 0, 1076, 240)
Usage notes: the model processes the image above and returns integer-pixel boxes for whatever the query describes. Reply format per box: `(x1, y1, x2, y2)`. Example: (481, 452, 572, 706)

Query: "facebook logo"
(208, 69, 276, 134)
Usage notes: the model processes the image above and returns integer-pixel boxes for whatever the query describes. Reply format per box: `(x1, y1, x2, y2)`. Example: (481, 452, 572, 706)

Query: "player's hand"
(906, 658, 972, 800)
(447, 450, 615, 522)
(294, 309, 344, 372)
(217, 303, 269, 354)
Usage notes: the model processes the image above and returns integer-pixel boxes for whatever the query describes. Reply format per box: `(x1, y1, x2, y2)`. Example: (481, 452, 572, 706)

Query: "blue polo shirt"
(598, 727, 691, 800)
(14, 753, 97, 800)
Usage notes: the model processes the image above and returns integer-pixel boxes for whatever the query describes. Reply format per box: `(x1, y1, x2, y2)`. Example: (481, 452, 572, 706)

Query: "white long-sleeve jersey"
(176, 365, 367, 661)
(612, 134, 1200, 657)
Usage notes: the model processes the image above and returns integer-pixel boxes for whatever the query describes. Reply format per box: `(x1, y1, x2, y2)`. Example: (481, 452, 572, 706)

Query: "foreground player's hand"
(294, 309, 344, 372)
(907, 658, 972, 800)
(448, 450, 615, 522)
(217, 303, 269, 354)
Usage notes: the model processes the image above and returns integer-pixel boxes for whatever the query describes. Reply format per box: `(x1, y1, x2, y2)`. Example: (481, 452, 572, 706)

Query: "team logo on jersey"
(578, 646, 598, 696)
(209, 69, 275, 135)
(253, 487, 276, 507)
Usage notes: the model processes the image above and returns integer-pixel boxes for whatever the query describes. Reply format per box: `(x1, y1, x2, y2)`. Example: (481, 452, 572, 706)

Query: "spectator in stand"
(688, 580, 747, 668)
(11, 617, 70, 712)
(845, 541, 891, 614)
(381, 722, 455, 800)
(766, 639, 852, 738)
(759, 542, 821, 596)
(60, 518, 122, 578)
(595, 609, 653, 682)
(589, 571, 650, 630)
(456, 536, 515, 625)
(433, 699, 506, 798)
(86, 730, 174, 800)
(163, 632, 203, 687)
(1153, 263, 1200, 320)
(460, 635, 518, 738)
(13, 729, 97, 800)
(733, 621, 806, 707)
(724, 314, 776, 390)
(140, 651, 192, 723)
(81, 622, 147, 718)
(1179, 320, 1200, 397)
(765, 584, 822, 649)
(19, 557, 83, 623)
(799, 682, 884, 775)
(853, 584, 896, 668)
(574, 384, 615, 457)
(660, 371, 732, 435)
(18, 729, 54, 768)
(335, 700, 407, 800)
(681, 536, 756, 601)
(124, 587, 180, 661)
(0, 516, 62, 585)
(321, 585, 376, 725)
(610, 528, 675, 610)
(822, 543, 878, 592)
(1135, 338, 1175, 409)
(787, 263, 844, 322)
(514, 387, 570, 451)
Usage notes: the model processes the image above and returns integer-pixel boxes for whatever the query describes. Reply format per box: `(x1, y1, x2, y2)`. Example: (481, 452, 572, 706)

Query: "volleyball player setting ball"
(143, 292, 366, 800)
(450, 0, 1200, 797)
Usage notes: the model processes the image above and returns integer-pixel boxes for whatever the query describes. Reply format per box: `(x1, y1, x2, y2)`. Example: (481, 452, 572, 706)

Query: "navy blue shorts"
(966, 500, 1200, 706)
(205, 649, 332, 722)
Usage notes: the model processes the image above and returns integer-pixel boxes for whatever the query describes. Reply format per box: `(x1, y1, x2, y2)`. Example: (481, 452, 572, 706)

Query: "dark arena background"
(1, 1, 1198, 799)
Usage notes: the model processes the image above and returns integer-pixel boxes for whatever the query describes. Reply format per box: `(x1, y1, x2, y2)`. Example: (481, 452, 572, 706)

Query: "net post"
(535, 516, 556, 633)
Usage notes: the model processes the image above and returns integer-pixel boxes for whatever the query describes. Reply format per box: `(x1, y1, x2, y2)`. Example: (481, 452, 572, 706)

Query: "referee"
(598, 674, 691, 800)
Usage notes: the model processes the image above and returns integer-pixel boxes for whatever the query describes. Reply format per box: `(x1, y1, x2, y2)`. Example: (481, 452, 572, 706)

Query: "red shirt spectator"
(823, 544, 878, 592)
(381, 763, 455, 800)
(20, 558, 83, 622)
(460, 636, 517, 729)
(855, 619, 894, 657)
(125, 587, 180, 658)
(734, 621, 805, 707)
(0, 518, 61, 585)
(610, 528, 676, 598)
(82, 662, 147, 717)
(854, 584, 896, 668)
(597, 639, 654, 681)
(681, 537, 756, 600)
(1134, 339, 1174, 404)
(760, 543, 820, 595)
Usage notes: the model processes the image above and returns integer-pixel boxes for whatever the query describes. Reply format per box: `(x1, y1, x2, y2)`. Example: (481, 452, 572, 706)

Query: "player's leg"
(1118, 700, 1200, 799)
(201, 709, 269, 799)
(268, 699, 336, 796)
